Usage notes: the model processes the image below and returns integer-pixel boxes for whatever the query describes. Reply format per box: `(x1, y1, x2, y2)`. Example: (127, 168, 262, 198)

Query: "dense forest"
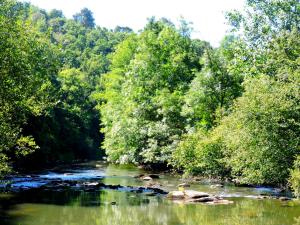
(0, 0, 299, 197)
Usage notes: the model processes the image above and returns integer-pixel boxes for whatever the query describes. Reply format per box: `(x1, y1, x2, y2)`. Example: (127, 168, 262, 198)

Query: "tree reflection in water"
(1, 189, 300, 225)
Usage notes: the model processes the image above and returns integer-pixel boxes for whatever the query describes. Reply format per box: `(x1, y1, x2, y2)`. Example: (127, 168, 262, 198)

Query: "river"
(1, 161, 300, 225)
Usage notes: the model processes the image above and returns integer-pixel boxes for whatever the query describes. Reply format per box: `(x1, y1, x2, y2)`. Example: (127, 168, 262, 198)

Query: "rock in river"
(177, 183, 190, 188)
(279, 197, 292, 201)
(168, 190, 233, 205)
(142, 176, 153, 181)
(168, 190, 209, 199)
(168, 191, 185, 199)
(184, 190, 210, 199)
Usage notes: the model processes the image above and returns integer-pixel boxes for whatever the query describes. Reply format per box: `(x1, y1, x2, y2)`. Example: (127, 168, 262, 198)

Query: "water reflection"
(1, 189, 300, 225)
(1, 162, 300, 225)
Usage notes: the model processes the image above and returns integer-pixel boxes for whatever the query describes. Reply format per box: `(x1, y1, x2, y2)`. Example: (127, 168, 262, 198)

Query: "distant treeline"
(0, 0, 299, 196)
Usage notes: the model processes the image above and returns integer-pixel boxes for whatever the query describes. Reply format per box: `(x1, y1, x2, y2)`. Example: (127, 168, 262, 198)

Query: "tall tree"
(226, 0, 300, 77)
(73, 8, 95, 28)
(182, 36, 243, 130)
(0, 0, 59, 173)
(98, 19, 205, 165)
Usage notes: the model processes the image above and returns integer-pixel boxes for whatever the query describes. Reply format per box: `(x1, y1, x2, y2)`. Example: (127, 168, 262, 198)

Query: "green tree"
(218, 71, 299, 185)
(172, 129, 226, 177)
(18, 3, 132, 167)
(172, 1, 300, 184)
(182, 36, 243, 129)
(97, 19, 205, 165)
(289, 156, 300, 198)
(48, 9, 64, 19)
(226, 0, 300, 77)
(73, 8, 95, 29)
(0, 0, 59, 173)
(227, 0, 300, 46)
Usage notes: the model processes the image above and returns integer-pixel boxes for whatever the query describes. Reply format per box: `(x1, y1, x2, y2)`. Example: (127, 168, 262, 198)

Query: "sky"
(22, 0, 245, 46)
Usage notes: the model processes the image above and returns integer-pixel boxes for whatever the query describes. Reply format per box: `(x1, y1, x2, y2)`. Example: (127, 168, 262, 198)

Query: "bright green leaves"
(15, 136, 39, 158)
(98, 19, 205, 164)
(226, 0, 300, 79)
(182, 39, 243, 130)
(172, 129, 226, 177)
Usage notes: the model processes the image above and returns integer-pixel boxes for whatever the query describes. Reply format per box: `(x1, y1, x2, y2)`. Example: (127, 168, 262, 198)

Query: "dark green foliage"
(49, 9, 64, 19)
(19, 5, 131, 167)
(0, 0, 131, 171)
(114, 26, 133, 33)
(0, 0, 59, 173)
(289, 156, 300, 198)
(73, 8, 95, 28)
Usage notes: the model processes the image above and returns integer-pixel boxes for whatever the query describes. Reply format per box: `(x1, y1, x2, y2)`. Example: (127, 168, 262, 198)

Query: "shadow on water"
(0, 188, 159, 225)
(0, 193, 24, 225)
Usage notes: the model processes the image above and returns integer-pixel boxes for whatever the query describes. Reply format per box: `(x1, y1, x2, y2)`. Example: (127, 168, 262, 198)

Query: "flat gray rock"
(184, 190, 210, 199)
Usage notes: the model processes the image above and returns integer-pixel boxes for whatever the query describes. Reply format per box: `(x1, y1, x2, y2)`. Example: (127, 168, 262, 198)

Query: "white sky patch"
(22, 0, 245, 46)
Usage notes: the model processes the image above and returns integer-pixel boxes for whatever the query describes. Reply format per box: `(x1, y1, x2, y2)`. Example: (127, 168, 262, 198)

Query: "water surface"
(1, 161, 300, 225)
